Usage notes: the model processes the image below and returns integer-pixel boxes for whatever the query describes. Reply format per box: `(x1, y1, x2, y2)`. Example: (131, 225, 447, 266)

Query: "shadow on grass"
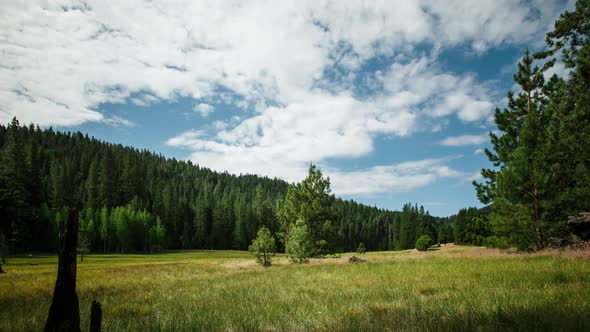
(332, 302, 590, 331)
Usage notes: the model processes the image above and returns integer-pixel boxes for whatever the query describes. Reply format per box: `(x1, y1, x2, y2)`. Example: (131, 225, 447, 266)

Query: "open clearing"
(1, 245, 589, 331)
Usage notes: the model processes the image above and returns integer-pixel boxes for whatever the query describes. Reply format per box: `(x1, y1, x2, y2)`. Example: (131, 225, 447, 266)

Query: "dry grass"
(1, 245, 589, 331)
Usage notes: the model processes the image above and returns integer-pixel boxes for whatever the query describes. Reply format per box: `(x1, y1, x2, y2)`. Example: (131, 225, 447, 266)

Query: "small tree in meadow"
(356, 242, 366, 254)
(78, 230, 90, 262)
(249, 227, 276, 267)
(416, 235, 433, 251)
(286, 219, 312, 264)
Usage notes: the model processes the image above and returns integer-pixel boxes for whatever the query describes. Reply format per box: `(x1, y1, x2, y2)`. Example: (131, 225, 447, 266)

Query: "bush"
(356, 242, 366, 254)
(415, 235, 433, 251)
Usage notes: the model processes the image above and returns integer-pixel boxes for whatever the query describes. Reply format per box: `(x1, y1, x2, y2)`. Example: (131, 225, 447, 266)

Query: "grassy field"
(1, 245, 589, 331)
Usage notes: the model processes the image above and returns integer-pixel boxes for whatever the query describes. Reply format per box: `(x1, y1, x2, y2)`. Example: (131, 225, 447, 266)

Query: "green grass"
(1, 246, 589, 331)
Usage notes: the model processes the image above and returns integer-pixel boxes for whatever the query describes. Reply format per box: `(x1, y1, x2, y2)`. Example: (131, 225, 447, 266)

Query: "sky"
(0, 0, 573, 216)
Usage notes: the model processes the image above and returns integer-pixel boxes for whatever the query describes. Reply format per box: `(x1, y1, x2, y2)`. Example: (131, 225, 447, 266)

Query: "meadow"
(1, 245, 589, 331)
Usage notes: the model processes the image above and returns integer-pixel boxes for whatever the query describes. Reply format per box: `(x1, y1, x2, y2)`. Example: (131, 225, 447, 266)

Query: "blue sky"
(0, 0, 572, 216)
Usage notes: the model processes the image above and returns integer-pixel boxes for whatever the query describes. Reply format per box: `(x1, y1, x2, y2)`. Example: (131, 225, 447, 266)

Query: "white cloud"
(0, 0, 564, 127)
(474, 148, 484, 155)
(101, 115, 135, 127)
(193, 103, 215, 117)
(167, 92, 421, 184)
(166, 129, 206, 147)
(0, 0, 567, 195)
(328, 156, 466, 195)
(378, 56, 496, 123)
(440, 134, 489, 146)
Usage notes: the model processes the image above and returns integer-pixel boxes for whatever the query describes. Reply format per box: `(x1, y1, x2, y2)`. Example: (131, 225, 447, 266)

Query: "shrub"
(415, 235, 433, 251)
(356, 242, 366, 254)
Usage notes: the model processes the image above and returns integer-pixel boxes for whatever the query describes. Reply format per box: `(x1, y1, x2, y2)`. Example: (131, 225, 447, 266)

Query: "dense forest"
(0, 121, 452, 255)
(1, 1, 588, 257)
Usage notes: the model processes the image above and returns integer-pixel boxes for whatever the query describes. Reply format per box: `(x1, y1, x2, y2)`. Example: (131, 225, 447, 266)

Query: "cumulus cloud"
(0, 0, 564, 127)
(440, 134, 489, 146)
(0, 0, 566, 194)
(377, 56, 496, 122)
(193, 103, 215, 117)
(328, 156, 467, 195)
(101, 115, 135, 127)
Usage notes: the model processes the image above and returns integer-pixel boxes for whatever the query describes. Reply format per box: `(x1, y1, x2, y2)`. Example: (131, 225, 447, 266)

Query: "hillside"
(0, 119, 449, 254)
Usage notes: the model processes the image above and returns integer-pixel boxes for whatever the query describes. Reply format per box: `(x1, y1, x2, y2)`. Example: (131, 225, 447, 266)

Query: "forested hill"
(0, 119, 450, 254)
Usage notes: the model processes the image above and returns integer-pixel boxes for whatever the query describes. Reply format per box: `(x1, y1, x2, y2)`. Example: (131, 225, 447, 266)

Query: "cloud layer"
(0, 0, 566, 195)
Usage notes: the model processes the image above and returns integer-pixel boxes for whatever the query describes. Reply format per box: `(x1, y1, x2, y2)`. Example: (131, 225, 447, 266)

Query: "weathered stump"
(44, 209, 81, 332)
(90, 300, 102, 332)
(348, 255, 367, 263)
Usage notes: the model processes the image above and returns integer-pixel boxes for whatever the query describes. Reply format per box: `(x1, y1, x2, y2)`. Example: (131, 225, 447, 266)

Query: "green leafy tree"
(415, 235, 433, 251)
(154, 216, 166, 252)
(248, 227, 276, 267)
(286, 219, 312, 263)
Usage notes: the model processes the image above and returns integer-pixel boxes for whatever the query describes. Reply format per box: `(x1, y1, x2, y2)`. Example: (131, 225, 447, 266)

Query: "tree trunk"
(0, 264, 4, 274)
(44, 209, 81, 332)
(89, 300, 102, 332)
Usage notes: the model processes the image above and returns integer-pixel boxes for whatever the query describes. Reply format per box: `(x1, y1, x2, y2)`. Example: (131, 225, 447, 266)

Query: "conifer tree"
(286, 219, 312, 263)
(249, 227, 276, 267)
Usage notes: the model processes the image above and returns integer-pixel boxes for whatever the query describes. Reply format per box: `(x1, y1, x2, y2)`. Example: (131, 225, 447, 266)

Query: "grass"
(1, 245, 589, 331)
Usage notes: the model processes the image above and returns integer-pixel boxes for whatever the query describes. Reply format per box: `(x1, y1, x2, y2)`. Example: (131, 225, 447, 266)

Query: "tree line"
(0, 120, 452, 255)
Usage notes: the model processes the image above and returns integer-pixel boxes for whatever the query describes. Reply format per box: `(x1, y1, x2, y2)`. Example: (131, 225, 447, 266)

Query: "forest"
(0, 120, 457, 256)
(1, 1, 590, 331)
(1, 0, 589, 258)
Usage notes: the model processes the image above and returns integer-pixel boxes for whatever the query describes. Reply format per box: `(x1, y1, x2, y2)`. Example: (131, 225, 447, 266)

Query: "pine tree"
(99, 207, 109, 253)
(248, 227, 276, 267)
(474, 51, 556, 249)
(277, 164, 335, 254)
(286, 218, 312, 263)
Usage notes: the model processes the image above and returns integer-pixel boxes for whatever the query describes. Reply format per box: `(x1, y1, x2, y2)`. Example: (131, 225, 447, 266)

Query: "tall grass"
(0, 247, 588, 331)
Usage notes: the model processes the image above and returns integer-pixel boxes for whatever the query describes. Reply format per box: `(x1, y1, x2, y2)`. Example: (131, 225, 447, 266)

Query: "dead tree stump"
(44, 209, 81, 332)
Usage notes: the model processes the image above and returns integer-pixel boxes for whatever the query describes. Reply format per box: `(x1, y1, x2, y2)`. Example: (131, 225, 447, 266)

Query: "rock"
(348, 256, 366, 263)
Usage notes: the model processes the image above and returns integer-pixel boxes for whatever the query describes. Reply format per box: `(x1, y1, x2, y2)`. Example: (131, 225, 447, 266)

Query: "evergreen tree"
(475, 1, 590, 248)
(286, 219, 312, 263)
(277, 164, 335, 255)
(248, 227, 276, 267)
